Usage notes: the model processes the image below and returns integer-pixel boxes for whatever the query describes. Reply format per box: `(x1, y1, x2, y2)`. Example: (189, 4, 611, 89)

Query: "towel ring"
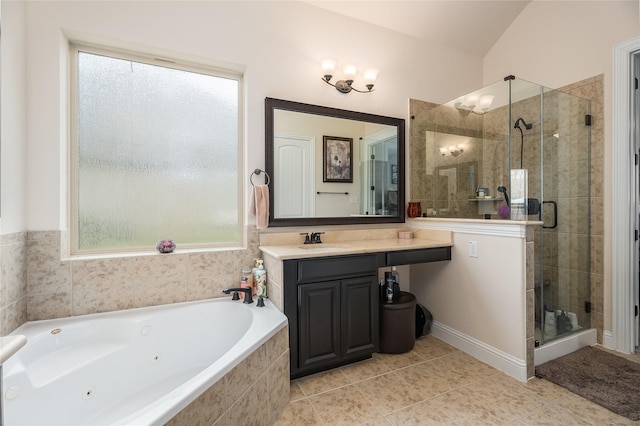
(250, 169, 270, 186)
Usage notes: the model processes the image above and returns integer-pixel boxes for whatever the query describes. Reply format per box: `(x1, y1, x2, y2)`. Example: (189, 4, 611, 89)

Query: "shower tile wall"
(0, 227, 261, 332)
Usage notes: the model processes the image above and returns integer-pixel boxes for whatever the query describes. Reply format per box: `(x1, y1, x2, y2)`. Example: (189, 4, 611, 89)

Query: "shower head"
(514, 118, 532, 169)
(497, 186, 510, 206)
(514, 117, 533, 131)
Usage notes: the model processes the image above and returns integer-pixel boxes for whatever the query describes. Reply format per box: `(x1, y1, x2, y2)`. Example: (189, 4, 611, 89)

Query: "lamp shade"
(479, 94, 495, 111)
(321, 58, 336, 76)
(342, 64, 357, 80)
(464, 94, 479, 109)
(363, 69, 378, 85)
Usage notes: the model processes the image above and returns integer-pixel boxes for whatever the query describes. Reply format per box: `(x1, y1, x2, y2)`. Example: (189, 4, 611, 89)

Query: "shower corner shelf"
(467, 197, 500, 202)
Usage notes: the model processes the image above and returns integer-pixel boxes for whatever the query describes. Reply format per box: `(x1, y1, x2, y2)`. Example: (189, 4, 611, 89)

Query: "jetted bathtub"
(2, 297, 287, 425)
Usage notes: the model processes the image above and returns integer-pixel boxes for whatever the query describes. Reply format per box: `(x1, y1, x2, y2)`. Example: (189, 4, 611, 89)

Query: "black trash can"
(379, 291, 417, 354)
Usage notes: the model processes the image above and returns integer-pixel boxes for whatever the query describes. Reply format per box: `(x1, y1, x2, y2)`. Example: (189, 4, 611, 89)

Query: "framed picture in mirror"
(323, 136, 353, 183)
(391, 164, 398, 184)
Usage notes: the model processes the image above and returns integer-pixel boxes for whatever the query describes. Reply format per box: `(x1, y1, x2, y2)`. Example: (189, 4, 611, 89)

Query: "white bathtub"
(3, 297, 288, 426)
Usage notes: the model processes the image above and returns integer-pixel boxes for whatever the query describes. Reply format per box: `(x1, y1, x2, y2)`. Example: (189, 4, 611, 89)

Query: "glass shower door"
(536, 88, 591, 345)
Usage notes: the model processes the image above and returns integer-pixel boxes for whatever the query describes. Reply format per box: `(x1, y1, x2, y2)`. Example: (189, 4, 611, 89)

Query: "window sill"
(63, 245, 247, 262)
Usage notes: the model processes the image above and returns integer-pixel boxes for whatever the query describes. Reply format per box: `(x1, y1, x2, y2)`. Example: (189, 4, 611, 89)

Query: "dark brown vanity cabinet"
(283, 246, 452, 379)
(285, 254, 382, 379)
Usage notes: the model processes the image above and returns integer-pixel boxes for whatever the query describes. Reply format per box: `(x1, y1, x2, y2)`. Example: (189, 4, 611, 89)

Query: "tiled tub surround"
(0, 231, 28, 335)
(167, 325, 290, 426)
(1, 227, 290, 425)
(0, 227, 262, 327)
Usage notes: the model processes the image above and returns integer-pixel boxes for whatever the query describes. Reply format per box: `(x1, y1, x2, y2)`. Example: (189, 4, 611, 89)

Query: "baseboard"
(603, 330, 614, 350)
(431, 321, 528, 382)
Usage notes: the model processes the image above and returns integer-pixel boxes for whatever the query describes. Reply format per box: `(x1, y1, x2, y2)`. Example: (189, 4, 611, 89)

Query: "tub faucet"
(222, 287, 253, 304)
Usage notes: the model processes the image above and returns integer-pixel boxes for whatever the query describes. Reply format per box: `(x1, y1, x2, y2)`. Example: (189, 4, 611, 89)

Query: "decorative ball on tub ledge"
(156, 239, 176, 253)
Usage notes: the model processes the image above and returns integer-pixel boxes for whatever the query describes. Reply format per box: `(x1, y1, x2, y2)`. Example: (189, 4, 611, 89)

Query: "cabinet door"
(298, 280, 341, 370)
(341, 275, 379, 359)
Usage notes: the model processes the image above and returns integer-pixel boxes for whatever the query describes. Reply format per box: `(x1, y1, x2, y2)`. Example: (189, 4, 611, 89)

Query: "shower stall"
(410, 76, 592, 349)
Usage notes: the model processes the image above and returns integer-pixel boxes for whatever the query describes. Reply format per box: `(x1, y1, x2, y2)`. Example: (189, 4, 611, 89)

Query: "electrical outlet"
(468, 241, 479, 257)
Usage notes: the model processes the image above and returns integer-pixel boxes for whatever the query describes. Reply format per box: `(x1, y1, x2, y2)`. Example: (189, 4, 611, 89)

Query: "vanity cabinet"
(385, 247, 451, 266)
(285, 253, 382, 379)
(279, 245, 452, 379)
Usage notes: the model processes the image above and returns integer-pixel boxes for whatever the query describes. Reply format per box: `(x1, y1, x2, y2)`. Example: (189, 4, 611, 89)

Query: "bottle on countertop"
(254, 259, 267, 299)
(251, 259, 260, 288)
(240, 266, 255, 300)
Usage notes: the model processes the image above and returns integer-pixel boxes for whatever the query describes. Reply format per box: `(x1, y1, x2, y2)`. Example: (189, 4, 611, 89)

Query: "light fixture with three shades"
(321, 59, 378, 94)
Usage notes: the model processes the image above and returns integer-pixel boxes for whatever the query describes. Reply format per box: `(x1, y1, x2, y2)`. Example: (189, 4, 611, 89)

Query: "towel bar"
(250, 169, 270, 186)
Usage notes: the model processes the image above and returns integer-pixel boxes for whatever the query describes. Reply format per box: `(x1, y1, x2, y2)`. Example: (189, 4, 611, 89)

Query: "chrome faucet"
(222, 287, 253, 304)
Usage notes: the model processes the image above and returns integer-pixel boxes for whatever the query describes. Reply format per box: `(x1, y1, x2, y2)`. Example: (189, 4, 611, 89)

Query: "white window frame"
(69, 42, 245, 255)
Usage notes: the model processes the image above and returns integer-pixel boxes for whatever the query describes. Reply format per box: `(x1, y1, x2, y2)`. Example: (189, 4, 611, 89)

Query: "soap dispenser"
(254, 260, 267, 299)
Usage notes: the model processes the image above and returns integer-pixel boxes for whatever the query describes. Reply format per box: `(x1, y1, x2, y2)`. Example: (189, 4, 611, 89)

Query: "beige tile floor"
(275, 335, 640, 425)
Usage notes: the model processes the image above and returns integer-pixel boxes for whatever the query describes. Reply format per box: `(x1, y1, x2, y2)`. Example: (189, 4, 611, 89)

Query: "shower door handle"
(541, 200, 558, 229)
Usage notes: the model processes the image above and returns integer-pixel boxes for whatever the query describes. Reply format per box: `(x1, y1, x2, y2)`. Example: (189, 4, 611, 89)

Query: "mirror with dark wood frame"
(265, 97, 405, 227)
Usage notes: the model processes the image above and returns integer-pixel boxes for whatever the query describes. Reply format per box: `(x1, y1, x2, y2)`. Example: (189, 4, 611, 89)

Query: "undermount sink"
(297, 244, 348, 251)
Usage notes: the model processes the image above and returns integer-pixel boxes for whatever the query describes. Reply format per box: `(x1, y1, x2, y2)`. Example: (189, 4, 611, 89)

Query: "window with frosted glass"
(73, 48, 241, 252)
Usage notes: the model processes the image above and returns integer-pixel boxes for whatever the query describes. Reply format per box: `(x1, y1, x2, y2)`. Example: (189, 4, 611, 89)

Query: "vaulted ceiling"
(305, 1, 531, 57)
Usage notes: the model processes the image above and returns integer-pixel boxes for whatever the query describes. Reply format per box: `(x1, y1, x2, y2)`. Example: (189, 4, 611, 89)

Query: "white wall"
(484, 1, 638, 88)
(1, 0, 27, 233)
(6, 0, 482, 234)
(483, 0, 639, 338)
(411, 228, 527, 360)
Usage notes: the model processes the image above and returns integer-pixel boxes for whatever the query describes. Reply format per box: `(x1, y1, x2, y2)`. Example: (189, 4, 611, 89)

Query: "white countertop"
(259, 237, 452, 260)
(1, 334, 27, 364)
